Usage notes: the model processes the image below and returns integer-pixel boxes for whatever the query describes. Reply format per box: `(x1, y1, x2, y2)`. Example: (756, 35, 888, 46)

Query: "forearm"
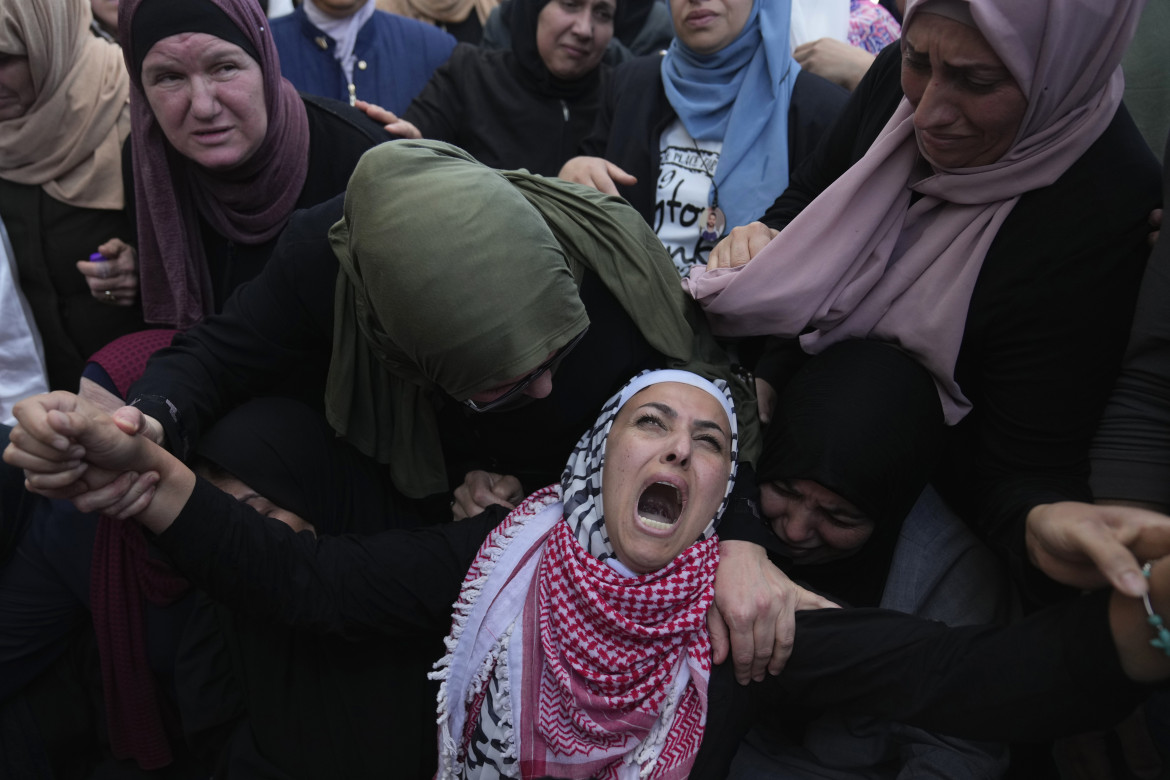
(151, 481, 502, 640)
(775, 591, 1146, 742)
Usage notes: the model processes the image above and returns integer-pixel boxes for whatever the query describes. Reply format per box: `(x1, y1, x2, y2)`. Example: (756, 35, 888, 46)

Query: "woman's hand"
(1026, 501, 1170, 597)
(558, 156, 637, 196)
(354, 99, 421, 139)
(451, 470, 524, 521)
(77, 238, 139, 306)
(5, 393, 161, 512)
(706, 222, 779, 270)
(708, 539, 839, 684)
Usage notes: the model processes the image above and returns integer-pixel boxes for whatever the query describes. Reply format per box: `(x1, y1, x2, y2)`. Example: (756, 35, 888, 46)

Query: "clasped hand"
(4, 392, 161, 518)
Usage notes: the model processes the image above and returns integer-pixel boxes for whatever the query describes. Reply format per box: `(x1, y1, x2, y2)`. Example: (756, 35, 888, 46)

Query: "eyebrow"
(903, 39, 1009, 76)
(637, 401, 729, 439)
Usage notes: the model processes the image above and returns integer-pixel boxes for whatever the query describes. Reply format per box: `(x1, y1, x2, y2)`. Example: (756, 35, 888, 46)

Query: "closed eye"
(635, 413, 668, 431)
(695, 433, 723, 453)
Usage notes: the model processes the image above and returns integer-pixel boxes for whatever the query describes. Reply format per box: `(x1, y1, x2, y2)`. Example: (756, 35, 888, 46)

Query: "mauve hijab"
(685, 0, 1144, 424)
(119, 0, 310, 328)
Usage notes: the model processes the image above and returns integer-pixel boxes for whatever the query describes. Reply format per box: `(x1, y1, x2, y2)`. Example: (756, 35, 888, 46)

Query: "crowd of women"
(2, 0, 1170, 778)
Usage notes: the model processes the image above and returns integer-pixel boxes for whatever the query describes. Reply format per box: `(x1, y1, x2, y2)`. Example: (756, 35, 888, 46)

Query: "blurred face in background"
(0, 54, 35, 121)
(670, 0, 753, 55)
(91, 0, 120, 36)
(536, 0, 615, 80)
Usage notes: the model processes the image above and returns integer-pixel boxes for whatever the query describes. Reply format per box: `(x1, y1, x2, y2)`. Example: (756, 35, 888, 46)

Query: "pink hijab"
(684, 0, 1144, 423)
(119, 0, 310, 328)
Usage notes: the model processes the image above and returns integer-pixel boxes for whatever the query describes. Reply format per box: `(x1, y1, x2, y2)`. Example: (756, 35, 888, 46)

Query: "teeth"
(640, 515, 674, 531)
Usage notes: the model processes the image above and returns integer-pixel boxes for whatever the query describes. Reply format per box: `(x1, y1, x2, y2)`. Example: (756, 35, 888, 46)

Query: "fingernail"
(1121, 571, 1148, 597)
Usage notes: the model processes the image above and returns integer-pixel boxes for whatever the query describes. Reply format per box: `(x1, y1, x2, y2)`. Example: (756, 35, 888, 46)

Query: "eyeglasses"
(462, 328, 588, 413)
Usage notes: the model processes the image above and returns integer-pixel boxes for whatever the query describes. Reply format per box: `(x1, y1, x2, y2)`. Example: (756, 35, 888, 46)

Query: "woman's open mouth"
(637, 481, 684, 531)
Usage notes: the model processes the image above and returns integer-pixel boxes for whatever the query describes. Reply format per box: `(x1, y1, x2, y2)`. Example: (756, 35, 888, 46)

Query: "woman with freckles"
(9, 369, 1170, 779)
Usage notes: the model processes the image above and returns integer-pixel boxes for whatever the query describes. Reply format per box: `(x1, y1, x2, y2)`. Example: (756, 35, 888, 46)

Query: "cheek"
(980, 92, 1027, 146)
(822, 524, 874, 553)
(144, 89, 185, 139)
(900, 67, 925, 108)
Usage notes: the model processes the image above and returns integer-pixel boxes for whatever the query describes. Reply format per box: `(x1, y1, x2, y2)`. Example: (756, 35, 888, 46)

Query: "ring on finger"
(104, 290, 115, 302)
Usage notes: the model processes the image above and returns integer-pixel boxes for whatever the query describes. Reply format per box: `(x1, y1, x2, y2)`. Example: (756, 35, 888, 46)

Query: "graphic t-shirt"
(655, 120, 724, 277)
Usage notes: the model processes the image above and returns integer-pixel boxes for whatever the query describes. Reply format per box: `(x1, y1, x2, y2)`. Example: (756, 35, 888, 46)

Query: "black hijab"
(757, 340, 945, 607)
(507, 0, 606, 99)
(194, 396, 409, 536)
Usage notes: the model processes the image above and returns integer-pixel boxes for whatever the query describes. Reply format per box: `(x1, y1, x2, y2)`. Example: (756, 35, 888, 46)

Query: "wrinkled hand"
(76, 238, 138, 306)
(708, 540, 839, 684)
(793, 37, 877, 91)
(707, 222, 779, 270)
(557, 156, 637, 196)
(452, 470, 524, 521)
(354, 99, 421, 139)
(1026, 501, 1170, 597)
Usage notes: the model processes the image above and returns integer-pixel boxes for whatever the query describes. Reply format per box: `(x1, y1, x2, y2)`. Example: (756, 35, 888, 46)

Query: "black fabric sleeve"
(402, 43, 473, 143)
(1090, 130, 1170, 508)
(576, 59, 619, 158)
(152, 478, 503, 640)
(126, 197, 343, 457)
(946, 106, 1160, 599)
(694, 590, 1151, 778)
(760, 42, 903, 229)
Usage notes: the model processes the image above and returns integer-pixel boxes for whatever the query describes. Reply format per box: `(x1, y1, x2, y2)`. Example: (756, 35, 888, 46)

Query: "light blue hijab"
(661, 0, 798, 229)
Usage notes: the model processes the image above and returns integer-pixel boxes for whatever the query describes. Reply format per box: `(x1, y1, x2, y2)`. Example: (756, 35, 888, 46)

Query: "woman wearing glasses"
(86, 139, 756, 532)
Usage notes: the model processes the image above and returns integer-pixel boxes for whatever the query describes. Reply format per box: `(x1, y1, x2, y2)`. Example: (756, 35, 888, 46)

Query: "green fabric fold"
(325, 140, 757, 499)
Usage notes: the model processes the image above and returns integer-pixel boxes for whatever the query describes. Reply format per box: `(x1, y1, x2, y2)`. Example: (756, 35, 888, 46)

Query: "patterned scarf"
(434, 370, 737, 779)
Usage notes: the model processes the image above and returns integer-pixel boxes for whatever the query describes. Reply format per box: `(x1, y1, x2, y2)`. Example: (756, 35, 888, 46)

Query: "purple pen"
(89, 252, 106, 262)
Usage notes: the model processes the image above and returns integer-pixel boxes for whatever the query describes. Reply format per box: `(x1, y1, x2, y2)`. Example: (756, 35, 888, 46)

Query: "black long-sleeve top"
(753, 44, 1162, 602)
(127, 195, 662, 499)
(155, 478, 1145, 772)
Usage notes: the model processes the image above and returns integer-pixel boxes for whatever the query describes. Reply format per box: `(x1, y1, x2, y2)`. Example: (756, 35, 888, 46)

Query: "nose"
(569, 8, 593, 38)
(522, 369, 554, 400)
(189, 76, 220, 119)
(661, 432, 692, 468)
(912, 76, 958, 132)
(780, 506, 816, 544)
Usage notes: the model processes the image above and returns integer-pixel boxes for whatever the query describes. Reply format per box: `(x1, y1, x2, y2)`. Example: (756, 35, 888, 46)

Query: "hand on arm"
(354, 99, 422, 139)
(706, 222, 779, 270)
(1026, 501, 1170, 597)
(708, 539, 839, 684)
(557, 156, 636, 196)
(451, 470, 524, 521)
(76, 238, 139, 306)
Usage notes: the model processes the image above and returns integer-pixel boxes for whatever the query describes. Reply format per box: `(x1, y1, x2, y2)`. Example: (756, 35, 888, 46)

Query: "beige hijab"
(0, 0, 130, 210)
(375, 0, 498, 25)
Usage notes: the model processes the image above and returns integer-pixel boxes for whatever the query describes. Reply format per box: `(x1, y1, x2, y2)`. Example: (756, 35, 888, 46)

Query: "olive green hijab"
(325, 140, 757, 498)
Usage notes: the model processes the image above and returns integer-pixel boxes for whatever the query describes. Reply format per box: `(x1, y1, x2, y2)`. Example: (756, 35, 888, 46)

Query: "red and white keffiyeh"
(433, 370, 736, 779)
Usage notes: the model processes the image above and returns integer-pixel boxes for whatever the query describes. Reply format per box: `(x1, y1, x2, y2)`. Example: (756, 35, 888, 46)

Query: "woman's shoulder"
(301, 94, 390, 146)
(611, 51, 667, 87)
